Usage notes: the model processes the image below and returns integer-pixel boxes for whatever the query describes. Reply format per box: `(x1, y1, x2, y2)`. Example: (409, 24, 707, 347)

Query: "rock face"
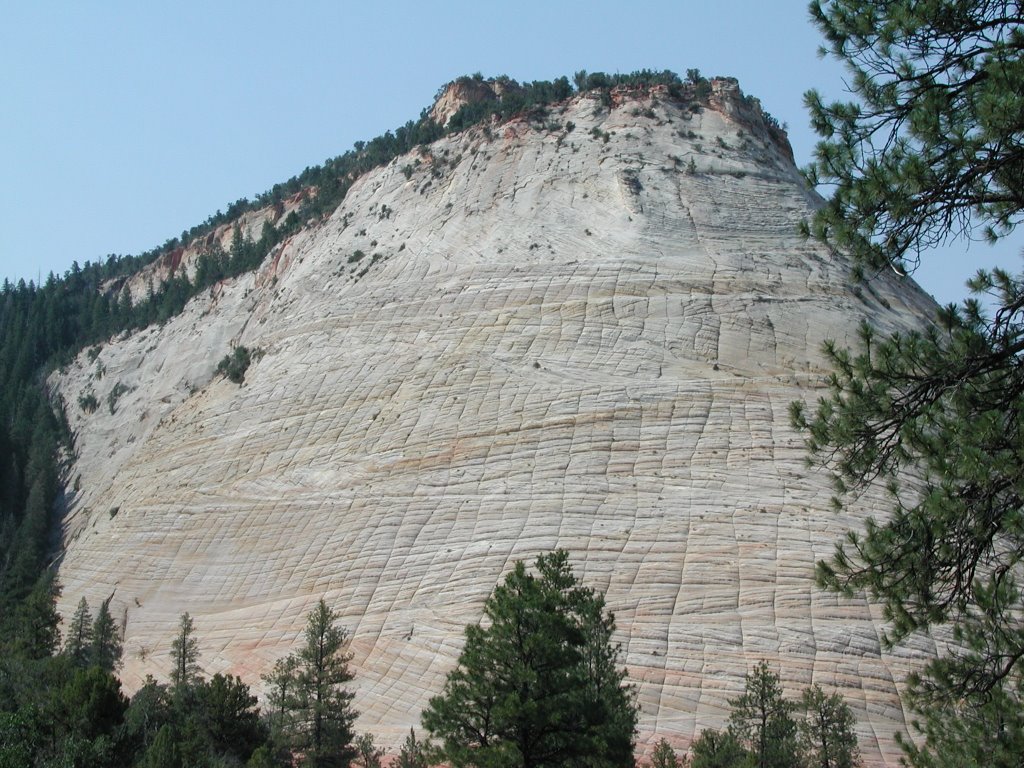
(55, 80, 937, 765)
(109, 188, 309, 305)
(429, 76, 501, 126)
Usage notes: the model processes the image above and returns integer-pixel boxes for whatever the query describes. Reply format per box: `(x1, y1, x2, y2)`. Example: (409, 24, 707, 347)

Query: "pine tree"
(422, 550, 637, 768)
(895, 681, 1024, 768)
(170, 612, 200, 689)
(689, 729, 751, 768)
(802, 0, 1024, 276)
(12, 572, 61, 660)
(727, 662, 802, 768)
(293, 599, 357, 768)
(262, 654, 300, 747)
(63, 596, 93, 667)
(354, 732, 384, 768)
(574, 582, 637, 766)
(91, 596, 122, 672)
(53, 666, 129, 757)
(800, 684, 860, 768)
(143, 723, 182, 768)
(394, 728, 428, 768)
(121, 676, 172, 757)
(798, 1, 1024, 762)
(3, 475, 54, 610)
(196, 673, 268, 763)
(650, 738, 683, 768)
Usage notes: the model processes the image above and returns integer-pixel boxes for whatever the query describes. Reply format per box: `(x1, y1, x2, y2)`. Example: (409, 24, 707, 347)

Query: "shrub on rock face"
(217, 346, 252, 384)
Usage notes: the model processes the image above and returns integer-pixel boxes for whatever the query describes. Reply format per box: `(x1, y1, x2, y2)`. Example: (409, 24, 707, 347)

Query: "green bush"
(107, 382, 129, 414)
(216, 346, 253, 384)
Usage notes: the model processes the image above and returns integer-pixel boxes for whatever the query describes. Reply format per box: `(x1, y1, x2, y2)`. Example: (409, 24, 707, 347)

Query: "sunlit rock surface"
(54, 80, 937, 765)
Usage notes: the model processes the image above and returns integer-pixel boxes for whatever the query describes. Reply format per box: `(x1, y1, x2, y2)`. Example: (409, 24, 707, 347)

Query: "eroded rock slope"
(54, 80, 937, 765)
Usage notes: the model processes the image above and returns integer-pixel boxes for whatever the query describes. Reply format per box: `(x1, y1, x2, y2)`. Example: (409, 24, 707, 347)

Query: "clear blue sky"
(2, 0, 1019, 305)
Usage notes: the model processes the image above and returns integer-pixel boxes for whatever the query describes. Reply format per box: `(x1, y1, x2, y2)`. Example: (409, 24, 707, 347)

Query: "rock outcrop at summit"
(54, 79, 937, 765)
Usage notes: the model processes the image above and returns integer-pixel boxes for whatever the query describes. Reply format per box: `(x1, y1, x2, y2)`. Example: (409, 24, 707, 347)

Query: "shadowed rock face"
(55, 81, 936, 765)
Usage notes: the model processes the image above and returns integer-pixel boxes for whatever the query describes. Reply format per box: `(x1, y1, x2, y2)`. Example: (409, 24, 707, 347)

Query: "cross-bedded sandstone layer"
(54, 81, 937, 765)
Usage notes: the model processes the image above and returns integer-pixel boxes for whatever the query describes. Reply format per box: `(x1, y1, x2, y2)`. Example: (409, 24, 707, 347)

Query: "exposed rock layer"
(55, 82, 936, 765)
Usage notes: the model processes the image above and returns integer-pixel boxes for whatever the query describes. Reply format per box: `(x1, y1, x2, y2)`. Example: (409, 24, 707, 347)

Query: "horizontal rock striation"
(55, 81, 937, 765)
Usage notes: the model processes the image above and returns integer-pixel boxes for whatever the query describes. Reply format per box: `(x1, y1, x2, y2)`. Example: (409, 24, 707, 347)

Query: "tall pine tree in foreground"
(422, 549, 637, 768)
(727, 662, 800, 768)
(63, 596, 93, 667)
(170, 612, 200, 689)
(799, 684, 860, 768)
(264, 599, 358, 768)
(797, 1, 1024, 764)
(91, 597, 122, 672)
(296, 600, 357, 768)
(688, 665, 860, 768)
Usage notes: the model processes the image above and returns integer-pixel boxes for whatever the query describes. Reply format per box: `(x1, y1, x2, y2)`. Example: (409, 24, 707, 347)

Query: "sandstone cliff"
(54, 79, 937, 765)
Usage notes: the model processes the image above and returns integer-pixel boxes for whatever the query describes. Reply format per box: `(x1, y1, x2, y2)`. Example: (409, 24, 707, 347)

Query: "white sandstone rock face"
(54, 81, 936, 765)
